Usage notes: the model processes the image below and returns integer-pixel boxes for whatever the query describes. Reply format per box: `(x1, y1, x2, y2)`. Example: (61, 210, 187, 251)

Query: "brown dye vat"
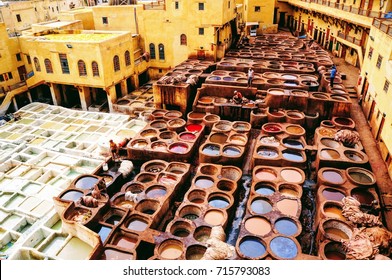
(135, 173, 157, 184)
(187, 111, 206, 123)
(344, 150, 365, 162)
(216, 180, 236, 193)
(142, 161, 168, 173)
(166, 162, 189, 174)
(187, 189, 206, 204)
(151, 141, 168, 151)
(285, 110, 305, 125)
(204, 209, 226, 226)
(111, 231, 138, 250)
(163, 110, 183, 120)
(102, 208, 127, 226)
(159, 131, 177, 140)
(140, 129, 158, 139)
(276, 198, 299, 216)
(320, 149, 341, 159)
(158, 239, 183, 259)
(351, 188, 375, 205)
(199, 164, 219, 176)
(186, 245, 207, 260)
(150, 120, 167, 130)
(210, 132, 228, 144)
(167, 118, 186, 132)
(278, 183, 302, 198)
(229, 134, 247, 145)
(194, 226, 212, 242)
(346, 167, 376, 187)
(220, 166, 242, 181)
(285, 125, 305, 137)
(244, 216, 272, 236)
(135, 199, 160, 215)
(320, 241, 346, 260)
(122, 182, 144, 194)
(169, 220, 193, 237)
(130, 139, 149, 148)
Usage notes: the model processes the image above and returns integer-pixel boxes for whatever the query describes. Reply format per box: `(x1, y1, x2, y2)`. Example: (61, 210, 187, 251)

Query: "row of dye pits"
(234, 166, 305, 259)
(313, 167, 378, 260)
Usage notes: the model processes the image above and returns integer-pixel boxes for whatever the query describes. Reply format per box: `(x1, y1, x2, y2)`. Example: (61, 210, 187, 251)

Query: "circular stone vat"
(166, 162, 188, 174)
(238, 237, 267, 259)
(346, 167, 375, 186)
(269, 236, 298, 259)
(145, 185, 167, 198)
(130, 139, 148, 149)
(321, 219, 352, 241)
(213, 120, 232, 132)
(194, 226, 212, 242)
(135, 172, 156, 184)
(122, 182, 144, 194)
(150, 141, 167, 151)
(282, 138, 304, 149)
(322, 201, 345, 220)
(260, 136, 280, 147)
(321, 169, 345, 185)
(282, 150, 304, 162)
(232, 121, 251, 132)
(344, 150, 364, 162)
(140, 129, 157, 138)
(254, 182, 276, 196)
(204, 209, 225, 226)
(187, 189, 206, 204)
(199, 164, 219, 175)
(179, 132, 197, 141)
(221, 166, 241, 181)
(257, 147, 279, 158)
(134, 199, 159, 215)
(187, 111, 205, 122)
(217, 180, 236, 193)
(312, 93, 328, 99)
(125, 216, 149, 232)
(276, 198, 299, 216)
(208, 193, 231, 209)
(186, 123, 203, 133)
(278, 183, 302, 198)
(168, 142, 189, 154)
(163, 110, 182, 120)
(351, 188, 375, 206)
(143, 161, 167, 173)
(334, 117, 354, 127)
(150, 120, 167, 130)
(198, 96, 215, 105)
(167, 118, 186, 131)
(201, 144, 220, 156)
(186, 245, 207, 260)
(274, 218, 299, 236)
(179, 205, 202, 221)
(223, 146, 241, 156)
(229, 134, 247, 145)
(244, 216, 272, 236)
(250, 198, 273, 214)
(285, 125, 305, 136)
(170, 220, 193, 237)
(255, 168, 277, 181)
(322, 187, 346, 201)
(320, 149, 341, 159)
(74, 176, 99, 190)
(280, 168, 304, 184)
(322, 241, 346, 260)
(158, 239, 183, 260)
(158, 173, 178, 186)
(60, 190, 84, 201)
(209, 132, 228, 144)
(159, 131, 176, 140)
(194, 176, 215, 189)
(262, 123, 283, 134)
(320, 138, 340, 149)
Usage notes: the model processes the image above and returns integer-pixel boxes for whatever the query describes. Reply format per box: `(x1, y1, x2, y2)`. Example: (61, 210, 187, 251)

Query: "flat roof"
(42, 33, 118, 42)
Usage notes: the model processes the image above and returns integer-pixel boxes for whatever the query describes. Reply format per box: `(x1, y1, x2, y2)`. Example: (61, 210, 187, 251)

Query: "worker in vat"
(109, 139, 120, 162)
(330, 65, 337, 88)
(233, 90, 243, 104)
(247, 67, 254, 88)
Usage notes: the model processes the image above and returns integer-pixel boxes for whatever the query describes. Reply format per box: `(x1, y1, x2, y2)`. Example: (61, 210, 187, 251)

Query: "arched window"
(149, 43, 156, 59)
(124, 50, 131, 66)
(180, 34, 187, 45)
(34, 57, 41, 72)
(92, 61, 99, 77)
(113, 55, 120, 72)
(158, 43, 165, 60)
(78, 60, 87, 76)
(44, 58, 53, 73)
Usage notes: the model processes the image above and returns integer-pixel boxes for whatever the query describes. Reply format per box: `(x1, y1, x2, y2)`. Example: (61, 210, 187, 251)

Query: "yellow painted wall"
(58, 8, 95, 30)
(360, 23, 392, 157)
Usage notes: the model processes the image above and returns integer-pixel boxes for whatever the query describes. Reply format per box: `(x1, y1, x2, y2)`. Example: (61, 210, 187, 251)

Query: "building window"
(78, 60, 87, 76)
(0, 75, 4, 82)
(16, 14, 21, 22)
(16, 53, 21, 61)
(180, 34, 187, 45)
(158, 44, 165, 60)
(124, 51, 131, 66)
(149, 43, 156, 59)
(384, 80, 390, 93)
(27, 55, 31, 64)
(255, 6, 261, 12)
(376, 55, 383, 69)
(44, 58, 53, 73)
(102, 17, 108, 24)
(368, 47, 373, 59)
(33, 57, 41, 72)
(59, 54, 70, 74)
(8, 72, 13, 79)
(199, 2, 204, 10)
(52, 7, 54, 12)
(113, 55, 120, 71)
(175, 1, 179, 9)
(92, 61, 100, 77)
(199, 28, 204, 35)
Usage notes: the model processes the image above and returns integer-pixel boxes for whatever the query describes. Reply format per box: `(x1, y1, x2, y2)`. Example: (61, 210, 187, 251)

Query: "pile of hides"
(341, 196, 382, 227)
(201, 226, 235, 260)
(185, 74, 199, 85)
(119, 160, 134, 178)
(157, 74, 187, 85)
(334, 129, 360, 147)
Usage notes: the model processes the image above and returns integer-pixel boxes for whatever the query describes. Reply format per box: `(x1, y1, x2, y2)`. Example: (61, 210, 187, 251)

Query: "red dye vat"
(186, 124, 203, 132)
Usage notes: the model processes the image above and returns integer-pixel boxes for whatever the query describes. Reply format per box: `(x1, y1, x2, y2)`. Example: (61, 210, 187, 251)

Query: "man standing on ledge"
(330, 65, 337, 88)
(247, 67, 254, 88)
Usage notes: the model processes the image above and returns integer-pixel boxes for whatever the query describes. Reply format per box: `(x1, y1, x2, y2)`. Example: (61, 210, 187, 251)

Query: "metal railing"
(282, 0, 389, 18)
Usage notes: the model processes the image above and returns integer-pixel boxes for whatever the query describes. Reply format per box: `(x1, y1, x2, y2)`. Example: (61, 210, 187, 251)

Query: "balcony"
(373, 18, 392, 37)
(283, 0, 389, 19)
(142, 0, 166, 10)
(337, 30, 362, 46)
